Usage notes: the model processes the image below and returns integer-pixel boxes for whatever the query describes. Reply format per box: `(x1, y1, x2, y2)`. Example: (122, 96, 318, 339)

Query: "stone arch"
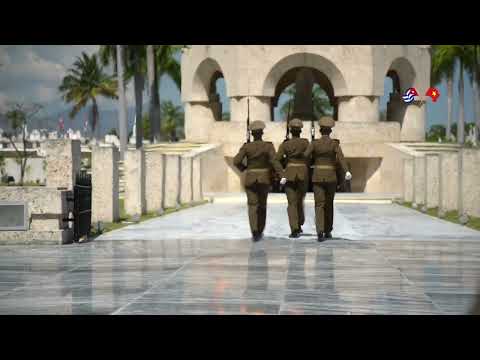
(262, 52, 348, 98)
(384, 57, 417, 125)
(191, 57, 230, 102)
(386, 57, 416, 93)
(271, 67, 337, 122)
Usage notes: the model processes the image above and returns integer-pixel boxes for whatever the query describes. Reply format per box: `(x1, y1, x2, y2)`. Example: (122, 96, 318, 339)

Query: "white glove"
(280, 178, 287, 185)
(345, 171, 352, 181)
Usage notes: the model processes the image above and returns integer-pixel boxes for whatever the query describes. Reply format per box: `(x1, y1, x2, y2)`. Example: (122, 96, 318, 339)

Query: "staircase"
(390, 142, 462, 155)
(144, 142, 205, 154)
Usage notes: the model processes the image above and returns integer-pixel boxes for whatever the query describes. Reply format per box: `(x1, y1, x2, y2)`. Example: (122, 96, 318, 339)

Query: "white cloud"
(33, 86, 60, 104)
(0, 48, 10, 67)
(7, 48, 66, 83)
(0, 92, 9, 111)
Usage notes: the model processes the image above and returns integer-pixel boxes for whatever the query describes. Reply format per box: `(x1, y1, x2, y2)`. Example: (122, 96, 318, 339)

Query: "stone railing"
(402, 148, 480, 220)
(90, 143, 220, 221)
(122, 144, 220, 217)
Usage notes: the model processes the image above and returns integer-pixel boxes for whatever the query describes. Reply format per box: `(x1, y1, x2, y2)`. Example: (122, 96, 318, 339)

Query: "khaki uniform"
(273, 121, 309, 232)
(304, 118, 348, 235)
(233, 123, 282, 235)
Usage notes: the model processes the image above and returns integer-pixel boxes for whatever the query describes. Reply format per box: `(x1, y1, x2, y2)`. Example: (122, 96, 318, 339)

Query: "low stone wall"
(92, 145, 119, 223)
(402, 148, 480, 218)
(144, 151, 164, 213)
(426, 154, 439, 209)
(124, 144, 218, 217)
(463, 149, 480, 217)
(0, 187, 73, 245)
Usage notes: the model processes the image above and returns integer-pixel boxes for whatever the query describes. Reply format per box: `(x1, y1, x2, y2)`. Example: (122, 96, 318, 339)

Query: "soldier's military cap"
(288, 119, 303, 129)
(319, 116, 335, 128)
(249, 120, 266, 131)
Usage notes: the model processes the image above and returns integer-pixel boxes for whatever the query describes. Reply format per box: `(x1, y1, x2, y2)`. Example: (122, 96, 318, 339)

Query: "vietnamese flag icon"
(426, 87, 440, 102)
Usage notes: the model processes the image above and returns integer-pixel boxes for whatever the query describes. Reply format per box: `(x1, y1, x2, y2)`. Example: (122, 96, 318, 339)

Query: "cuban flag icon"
(402, 88, 419, 104)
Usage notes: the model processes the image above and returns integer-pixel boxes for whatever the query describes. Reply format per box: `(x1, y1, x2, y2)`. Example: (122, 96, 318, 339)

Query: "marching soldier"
(233, 120, 282, 242)
(273, 119, 310, 238)
(304, 116, 352, 241)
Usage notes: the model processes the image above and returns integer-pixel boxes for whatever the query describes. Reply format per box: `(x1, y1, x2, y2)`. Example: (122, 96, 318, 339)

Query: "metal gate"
(72, 171, 92, 242)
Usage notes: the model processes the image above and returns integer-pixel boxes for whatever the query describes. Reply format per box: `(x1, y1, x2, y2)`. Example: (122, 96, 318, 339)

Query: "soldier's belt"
(313, 165, 335, 170)
(247, 168, 270, 172)
(287, 163, 307, 167)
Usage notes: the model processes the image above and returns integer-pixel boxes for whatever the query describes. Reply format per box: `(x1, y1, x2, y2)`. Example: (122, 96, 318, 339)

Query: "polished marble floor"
(1, 203, 480, 315)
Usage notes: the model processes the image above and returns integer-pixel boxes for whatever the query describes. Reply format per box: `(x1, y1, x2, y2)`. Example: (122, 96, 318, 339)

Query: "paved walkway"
(1, 196, 479, 314)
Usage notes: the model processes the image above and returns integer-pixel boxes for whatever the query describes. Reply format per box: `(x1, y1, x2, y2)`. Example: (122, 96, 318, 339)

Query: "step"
(206, 192, 400, 205)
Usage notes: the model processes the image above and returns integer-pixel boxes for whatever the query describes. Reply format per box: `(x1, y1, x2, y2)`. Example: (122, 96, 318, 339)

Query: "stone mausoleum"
(181, 45, 431, 193)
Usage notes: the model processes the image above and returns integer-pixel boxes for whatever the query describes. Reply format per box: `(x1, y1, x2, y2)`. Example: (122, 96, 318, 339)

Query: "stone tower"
(181, 45, 431, 193)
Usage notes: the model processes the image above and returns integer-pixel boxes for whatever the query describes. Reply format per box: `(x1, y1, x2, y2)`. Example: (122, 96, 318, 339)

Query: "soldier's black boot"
(252, 231, 262, 242)
(289, 230, 300, 239)
(298, 226, 303, 234)
(324, 232, 332, 239)
(317, 233, 325, 242)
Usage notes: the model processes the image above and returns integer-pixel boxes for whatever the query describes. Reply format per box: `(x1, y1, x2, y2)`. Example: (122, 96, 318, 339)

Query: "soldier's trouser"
(312, 182, 337, 234)
(245, 182, 270, 234)
(285, 178, 308, 232)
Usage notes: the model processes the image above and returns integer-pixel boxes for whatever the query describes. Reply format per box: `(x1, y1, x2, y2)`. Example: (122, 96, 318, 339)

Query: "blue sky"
(0, 45, 477, 130)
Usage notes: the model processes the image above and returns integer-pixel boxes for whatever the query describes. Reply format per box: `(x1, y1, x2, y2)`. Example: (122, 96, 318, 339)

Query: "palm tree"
(160, 100, 184, 142)
(116, 45, 128, 159)
(435, 46, 475, 144)
(280, 84, 333, 120)
(147, 45, 160, 143)
(147, 45, 185, 142)
(431, 45, 456, 141)
(59, 52, 117, 139)
(99, 45, 145, 149)
(469, 45, 480, 142)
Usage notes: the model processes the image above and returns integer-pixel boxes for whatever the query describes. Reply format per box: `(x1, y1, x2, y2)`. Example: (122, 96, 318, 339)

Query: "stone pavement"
(0, 198, 480, 314)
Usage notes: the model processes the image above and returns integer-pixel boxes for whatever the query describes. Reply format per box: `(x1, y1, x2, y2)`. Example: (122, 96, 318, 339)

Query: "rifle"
(246, 97, 251, 143)
(311, 93, 315, 141)
(285, 100, 291, 142)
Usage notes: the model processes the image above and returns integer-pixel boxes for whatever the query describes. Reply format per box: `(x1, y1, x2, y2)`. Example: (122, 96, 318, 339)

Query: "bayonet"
(246, 97, 251, 143)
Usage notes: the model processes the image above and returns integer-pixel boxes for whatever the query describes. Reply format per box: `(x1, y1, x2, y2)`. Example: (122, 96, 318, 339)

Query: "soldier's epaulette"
(333, 139, 340, 144)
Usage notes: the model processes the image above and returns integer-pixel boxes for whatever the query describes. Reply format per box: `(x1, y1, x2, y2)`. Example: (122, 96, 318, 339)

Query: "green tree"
(222, 112, 231, 121)
(467, 45, 480, 141)
(147, 45, 186, 142)
(142, 113, 151, 141)
(431, 45, 456, 141)
(434, 46, 475, 144)
(59, 52, 118, 139)
(160, 101, 184, 142)
(99, 45, 146, 149)
(100, 45, 185, 144)
(280, 84, 333, 120)
(3, 103, 42, 186)
(426, 124, 446, 142)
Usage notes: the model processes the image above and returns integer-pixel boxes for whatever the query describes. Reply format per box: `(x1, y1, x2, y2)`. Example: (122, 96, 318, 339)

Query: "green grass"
(400, 201, 480, 231)
(89, 199, 209, 238)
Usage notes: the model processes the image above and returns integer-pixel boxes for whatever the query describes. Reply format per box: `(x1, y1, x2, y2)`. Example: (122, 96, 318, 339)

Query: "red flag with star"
(426, 87, 440, 102)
